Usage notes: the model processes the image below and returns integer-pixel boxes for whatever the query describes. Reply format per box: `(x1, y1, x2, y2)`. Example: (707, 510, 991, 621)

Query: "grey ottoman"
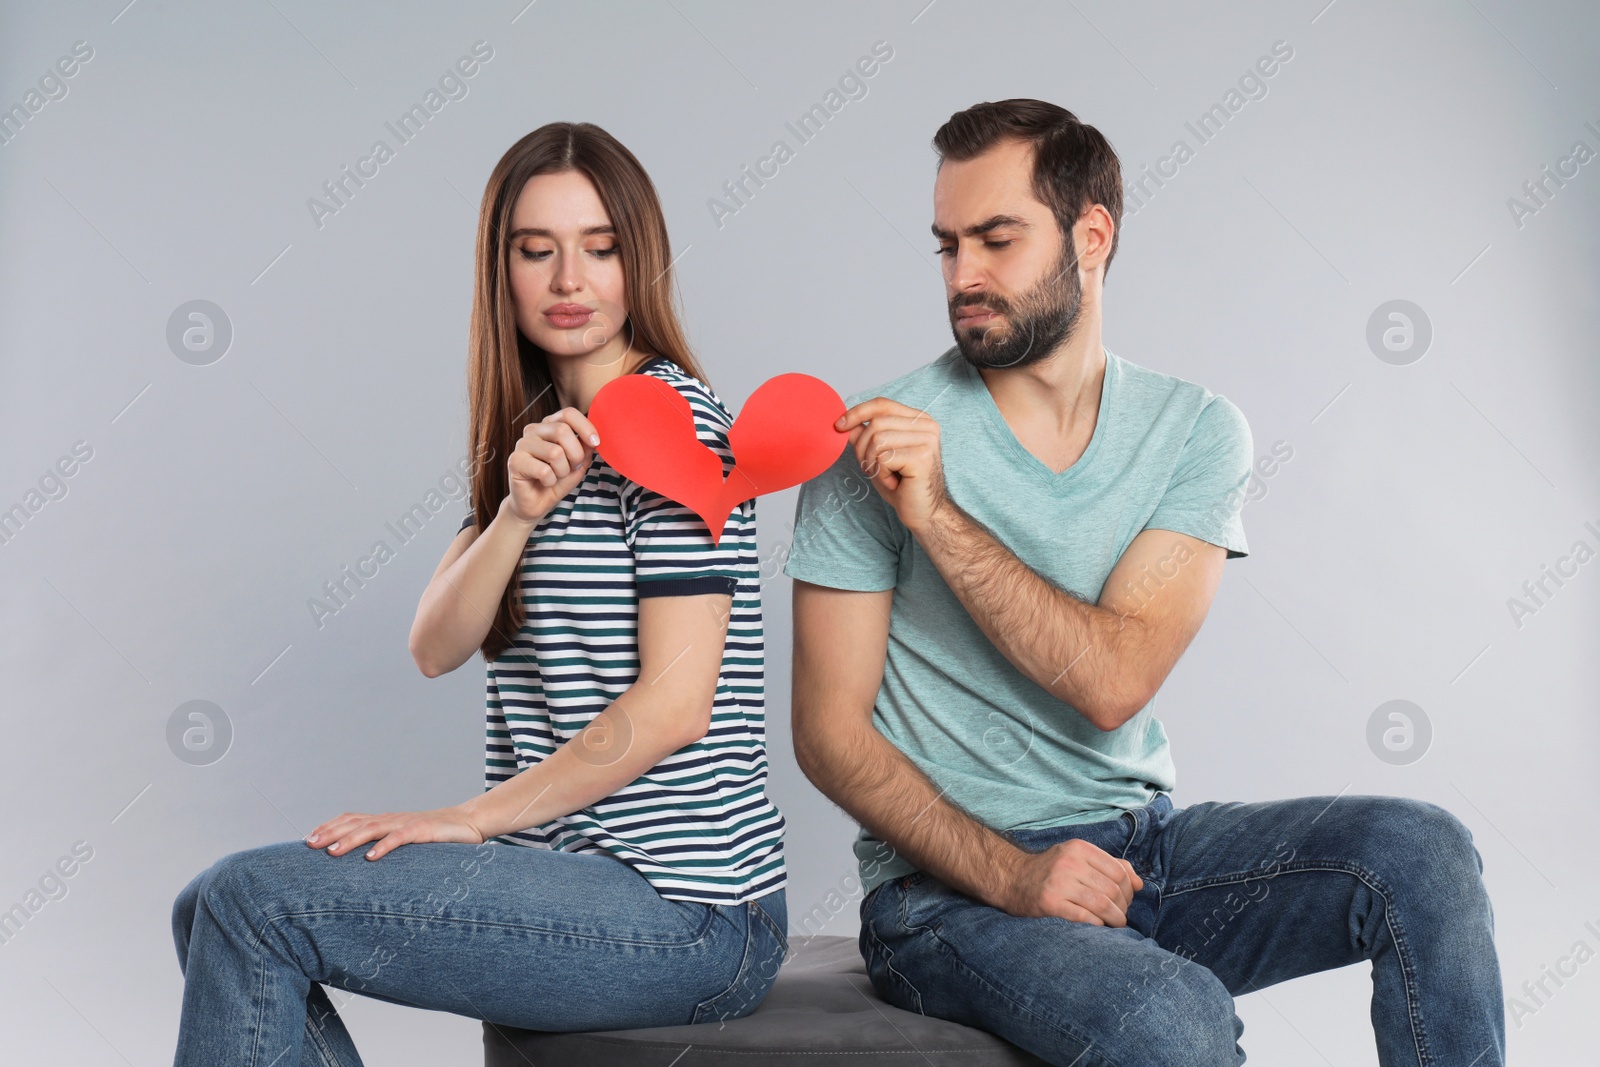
(482, 934, 1046, 1065)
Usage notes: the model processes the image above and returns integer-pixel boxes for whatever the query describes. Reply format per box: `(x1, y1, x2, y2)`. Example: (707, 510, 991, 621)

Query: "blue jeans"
(860, 792, 1503, 1066)
(170, 838, 788, 1066)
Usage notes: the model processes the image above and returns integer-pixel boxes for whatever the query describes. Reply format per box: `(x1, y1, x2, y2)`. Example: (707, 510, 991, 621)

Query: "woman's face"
(506, 169, 631, 364)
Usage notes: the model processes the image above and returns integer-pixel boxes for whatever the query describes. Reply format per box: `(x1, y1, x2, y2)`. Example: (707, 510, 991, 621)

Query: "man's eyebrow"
(507, 224, 616, 239)
(930, 214, 1032, 241)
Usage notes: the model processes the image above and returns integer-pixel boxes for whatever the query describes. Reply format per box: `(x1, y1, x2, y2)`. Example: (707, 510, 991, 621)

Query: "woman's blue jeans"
(859, 792, 1503, 1066)
(170, 838, 788, 1066)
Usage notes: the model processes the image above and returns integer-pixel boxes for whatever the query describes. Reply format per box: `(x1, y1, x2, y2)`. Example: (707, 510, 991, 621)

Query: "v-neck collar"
(958, 346, 1115, 490)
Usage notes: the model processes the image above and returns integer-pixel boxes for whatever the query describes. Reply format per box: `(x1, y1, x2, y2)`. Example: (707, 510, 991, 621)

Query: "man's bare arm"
(916, 504, 1226, 730)
(790, 580, 1141, 924)
(835, 395, 1227, 732)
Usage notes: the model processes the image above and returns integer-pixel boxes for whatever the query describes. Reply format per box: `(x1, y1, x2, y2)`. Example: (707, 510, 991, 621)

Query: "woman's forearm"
(409, 496, 537, 677)
(453, 686, 707, 840)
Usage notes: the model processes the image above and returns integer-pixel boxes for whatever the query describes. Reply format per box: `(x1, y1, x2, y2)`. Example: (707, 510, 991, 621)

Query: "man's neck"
(976, 319, 1106, 475)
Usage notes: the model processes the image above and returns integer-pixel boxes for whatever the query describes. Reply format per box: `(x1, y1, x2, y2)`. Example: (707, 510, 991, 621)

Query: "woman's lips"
(543, 306, 594, 328)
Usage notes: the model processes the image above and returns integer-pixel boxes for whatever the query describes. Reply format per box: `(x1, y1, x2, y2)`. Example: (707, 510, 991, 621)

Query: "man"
(783, 99, 1503, 1066)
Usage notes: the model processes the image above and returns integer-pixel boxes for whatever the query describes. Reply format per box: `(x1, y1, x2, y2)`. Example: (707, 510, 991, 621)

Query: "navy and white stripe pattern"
(460, 356, 786, 904)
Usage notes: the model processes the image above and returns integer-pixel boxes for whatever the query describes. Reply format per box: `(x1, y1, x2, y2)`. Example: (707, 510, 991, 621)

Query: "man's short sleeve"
(1144, 395, 1252, 559)
(782, 444, 901, 591)
(619, 416, 745, 599)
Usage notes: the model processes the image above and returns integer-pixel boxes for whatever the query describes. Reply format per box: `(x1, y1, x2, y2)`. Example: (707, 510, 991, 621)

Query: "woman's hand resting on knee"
(303, 806, 487, 861)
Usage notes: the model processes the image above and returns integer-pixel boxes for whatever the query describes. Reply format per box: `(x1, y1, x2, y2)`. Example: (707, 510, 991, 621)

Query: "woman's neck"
(547, 337, 652, 414)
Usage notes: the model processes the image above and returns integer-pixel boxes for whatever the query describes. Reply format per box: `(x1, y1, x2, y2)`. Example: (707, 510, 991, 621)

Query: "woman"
(169, 122, 788, 1065)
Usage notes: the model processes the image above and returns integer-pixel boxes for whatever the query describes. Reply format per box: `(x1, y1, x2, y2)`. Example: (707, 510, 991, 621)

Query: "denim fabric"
(859, 792, 1503, 1066)
(170, 839, 787, 1066)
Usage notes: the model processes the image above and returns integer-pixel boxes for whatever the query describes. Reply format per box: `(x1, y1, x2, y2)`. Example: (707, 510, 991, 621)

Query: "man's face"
(932, 138, 1083, 370)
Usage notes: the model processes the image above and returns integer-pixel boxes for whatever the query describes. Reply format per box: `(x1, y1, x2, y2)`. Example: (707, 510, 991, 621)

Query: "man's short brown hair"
(933, 99, 1124, 278)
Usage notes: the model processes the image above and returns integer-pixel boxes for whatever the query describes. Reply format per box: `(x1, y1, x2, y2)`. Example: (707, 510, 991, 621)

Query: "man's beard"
(950, 237, 1083, 370)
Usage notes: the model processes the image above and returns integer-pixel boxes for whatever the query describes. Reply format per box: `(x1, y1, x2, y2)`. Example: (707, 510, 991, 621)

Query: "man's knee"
(898, 928, 1243, 1067)
(1100, 954, 1243, 1066)
(1360, 796, 1483, 888)
(170, 868, 209, 968)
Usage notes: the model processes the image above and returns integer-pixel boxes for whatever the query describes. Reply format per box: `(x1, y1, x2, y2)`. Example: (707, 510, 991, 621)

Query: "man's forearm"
(914, 499, 1146, 728)
(798, 721, 1026, 911)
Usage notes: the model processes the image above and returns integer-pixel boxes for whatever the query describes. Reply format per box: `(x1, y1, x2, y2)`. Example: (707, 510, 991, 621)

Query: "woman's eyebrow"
(508, 224, 617, 238)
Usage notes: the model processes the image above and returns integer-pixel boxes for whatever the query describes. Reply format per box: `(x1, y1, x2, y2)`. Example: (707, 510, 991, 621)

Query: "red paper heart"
(588, 371, 848, 544)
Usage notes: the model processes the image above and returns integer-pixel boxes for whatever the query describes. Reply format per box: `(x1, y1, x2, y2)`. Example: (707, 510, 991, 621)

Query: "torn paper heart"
(588, 371, 848, 544)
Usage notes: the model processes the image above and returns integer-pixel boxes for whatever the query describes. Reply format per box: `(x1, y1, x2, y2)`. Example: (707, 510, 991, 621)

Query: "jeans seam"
(750, 897, 788, 954)
(924, 923, 1126, 1067)
(250, 928, 269, 1067)
(302, 991, 345, 1067)
(259, 905, 719, 949)
(863, 918, 924, 1016)
(217, 876, 287, 1067)
(1119, 811, 1140, 866)
(690, 906, 759, 1025)
(1384, 897, 1428, 1067)
(1163, 861, 1430, 1067)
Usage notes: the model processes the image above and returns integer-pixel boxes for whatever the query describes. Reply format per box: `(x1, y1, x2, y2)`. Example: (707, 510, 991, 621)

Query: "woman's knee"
(194, 841, 311, 932)
(171, 845, 291, 966)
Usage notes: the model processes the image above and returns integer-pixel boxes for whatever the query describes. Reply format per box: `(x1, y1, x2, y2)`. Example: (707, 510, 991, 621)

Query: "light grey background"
(2, 0, 1597, 1063)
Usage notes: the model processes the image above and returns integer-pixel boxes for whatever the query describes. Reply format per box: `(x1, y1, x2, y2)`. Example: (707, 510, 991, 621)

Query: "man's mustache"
(951, 296, 1013, 318)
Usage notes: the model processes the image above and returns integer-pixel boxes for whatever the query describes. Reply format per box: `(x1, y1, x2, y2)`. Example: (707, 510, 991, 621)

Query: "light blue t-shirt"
(782, 345, 1252, 895)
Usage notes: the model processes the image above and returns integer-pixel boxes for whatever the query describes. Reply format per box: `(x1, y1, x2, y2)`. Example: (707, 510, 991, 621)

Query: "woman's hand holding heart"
(586, 371, 848, 543)
(505, 407, 601, 526)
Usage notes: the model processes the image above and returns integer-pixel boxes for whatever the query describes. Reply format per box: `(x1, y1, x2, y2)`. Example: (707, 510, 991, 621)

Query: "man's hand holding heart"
(836, 398, 952, 535)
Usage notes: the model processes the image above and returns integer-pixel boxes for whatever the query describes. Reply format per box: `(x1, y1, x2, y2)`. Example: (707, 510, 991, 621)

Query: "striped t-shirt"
(459, 355, 786, 905)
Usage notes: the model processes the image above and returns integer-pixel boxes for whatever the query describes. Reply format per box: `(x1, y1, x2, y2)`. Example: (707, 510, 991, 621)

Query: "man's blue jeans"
(170, 838, 788, 1066)
(859, 792, 1503, 1066)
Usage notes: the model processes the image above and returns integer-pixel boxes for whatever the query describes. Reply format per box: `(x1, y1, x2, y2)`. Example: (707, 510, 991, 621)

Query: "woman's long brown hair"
(465, 122, 713, 662)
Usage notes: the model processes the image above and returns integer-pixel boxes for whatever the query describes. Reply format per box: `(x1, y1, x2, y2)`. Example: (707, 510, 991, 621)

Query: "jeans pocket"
(689, 895, 788, 1026)
(898, 871, 962, 935)
(863, 918, 924, 1015)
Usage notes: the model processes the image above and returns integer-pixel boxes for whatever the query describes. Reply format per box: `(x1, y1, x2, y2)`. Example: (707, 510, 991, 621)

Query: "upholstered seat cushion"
(482, 934, 1045, 1065)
